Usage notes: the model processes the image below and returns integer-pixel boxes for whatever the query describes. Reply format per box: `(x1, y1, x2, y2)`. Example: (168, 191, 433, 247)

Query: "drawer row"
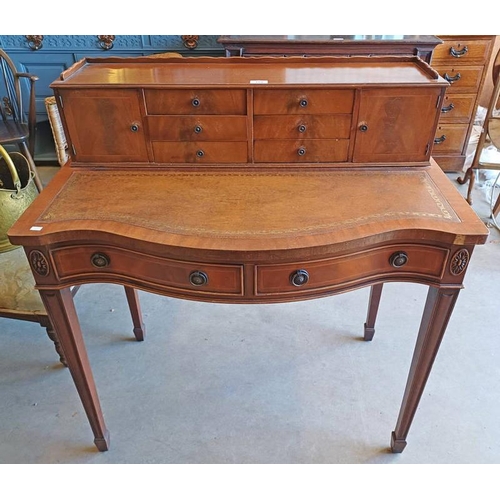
(48, 244, 450, 300)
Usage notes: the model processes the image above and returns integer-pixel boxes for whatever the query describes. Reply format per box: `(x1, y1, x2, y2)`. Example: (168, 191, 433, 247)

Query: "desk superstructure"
(9, 56, 488, 453)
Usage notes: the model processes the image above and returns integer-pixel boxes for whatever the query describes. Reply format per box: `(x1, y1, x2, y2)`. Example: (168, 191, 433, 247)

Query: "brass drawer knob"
(194, 125, 203, 134)
(290, 269, 309, 287)
(189, 270, 208, 286)
(196, 149, 205, 158)
(299, 98, 308, 108)
(298, 124, 307, 133)
(359, 123, 369, 132)
(91, 253, 110, 268)
(389, 252, 408, 268)
(192, 98, 201, 107)
(297, 147, 306, 156)
(130, 123, 140, 132)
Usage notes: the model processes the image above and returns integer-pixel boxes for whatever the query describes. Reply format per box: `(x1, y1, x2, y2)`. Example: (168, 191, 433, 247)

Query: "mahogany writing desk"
(8, 56, 489, 453)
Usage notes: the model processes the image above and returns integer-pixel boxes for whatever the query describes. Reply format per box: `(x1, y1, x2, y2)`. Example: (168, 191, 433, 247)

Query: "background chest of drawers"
(53, 56, 447, 168)
(430, 35, 496, 172)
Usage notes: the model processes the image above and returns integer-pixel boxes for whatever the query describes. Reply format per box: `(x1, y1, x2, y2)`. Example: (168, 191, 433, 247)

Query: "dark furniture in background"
(218, 35, 442, 62)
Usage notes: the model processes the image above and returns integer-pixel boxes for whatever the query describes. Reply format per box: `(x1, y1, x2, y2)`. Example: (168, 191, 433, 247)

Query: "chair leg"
(124, 287, 146, 341)
(19, 141, 43, 193)
(457, 167, 476, 205)
(43, 321, 68, 366)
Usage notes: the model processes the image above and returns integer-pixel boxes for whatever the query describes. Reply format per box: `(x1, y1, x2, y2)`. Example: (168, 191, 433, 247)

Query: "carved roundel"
(450, 249, 470, 276)
(29, 250, 50, 276)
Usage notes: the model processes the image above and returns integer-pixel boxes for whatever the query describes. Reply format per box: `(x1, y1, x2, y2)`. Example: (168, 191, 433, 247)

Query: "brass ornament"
(25, 35, 44, 50)
(182, 35, 199, 49)
(97, 35, 116, 50)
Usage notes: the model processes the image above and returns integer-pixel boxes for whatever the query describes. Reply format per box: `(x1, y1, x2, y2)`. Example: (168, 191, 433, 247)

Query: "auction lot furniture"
(8, 56, 488, 453)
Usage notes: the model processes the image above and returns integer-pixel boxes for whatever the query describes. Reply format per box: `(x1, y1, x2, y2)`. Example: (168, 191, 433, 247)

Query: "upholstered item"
(0, 246, 66, 364)
(0, 246, 43, 313)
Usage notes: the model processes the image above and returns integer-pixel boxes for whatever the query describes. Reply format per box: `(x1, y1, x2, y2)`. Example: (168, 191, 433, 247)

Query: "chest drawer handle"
(91, 253, 110, 268)
(441, 103, 455, 113)
(390, 252, 408, 268)
(443, 72, 461, 83)
(299, 98, 308, 108)
(196, 149, 205, 158)
(298, 124, 307, 133)
(189, 270, 208, 286)
(192, 98, 201, 107)
(130, 123, 140, 132)
(450, 46, 468, 58)
(434, 135, 446, 144)
(290, 269, 309, 287)
(194, 125, 203, 134)
(297, 147, 306, 156)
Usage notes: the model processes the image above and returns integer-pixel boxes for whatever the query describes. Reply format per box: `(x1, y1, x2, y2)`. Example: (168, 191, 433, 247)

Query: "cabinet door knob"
(389, 252, 408, 268)
(192, 98, 201, 107)
(189, 270, 208, 286)
(290, 269, 309, 287)
(450, 46, 468, 58)
(298, 124, 307, 133)
(359, 123, 369, 132)
(299, 98, 308, 108)
(91, 253, 110, 268)
(130, 123, 140, 132)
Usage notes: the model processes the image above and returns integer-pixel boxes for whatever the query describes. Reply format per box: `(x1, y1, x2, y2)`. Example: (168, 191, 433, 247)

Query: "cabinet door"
(352, 88, 442, 163)
(58, 89, 149, 163)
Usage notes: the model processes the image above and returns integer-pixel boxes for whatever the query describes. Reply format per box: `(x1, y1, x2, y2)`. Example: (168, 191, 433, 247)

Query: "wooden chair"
(0, 48, 43, 192)
(458, 47, 500, 206)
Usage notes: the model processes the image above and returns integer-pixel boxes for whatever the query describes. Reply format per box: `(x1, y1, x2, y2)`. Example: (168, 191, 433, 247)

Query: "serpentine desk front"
(7, 56, 490, 453)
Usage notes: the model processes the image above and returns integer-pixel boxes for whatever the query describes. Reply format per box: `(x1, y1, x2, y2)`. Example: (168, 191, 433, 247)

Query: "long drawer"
(254, 139, 349, 163)
(51, 246, 244, 296)
(433, 124, 469, 154)
(254, 115, 351, 139)
(433, 38, 492, 64)
(147, 115, 248, 141)
(153, 141, 248, 163)
(438, 94, 477, 123)
(254, 89, 354, 115)
(433, 65, 483, 93)
(255, 245, 448, 296)
(145, 89, 247, 115)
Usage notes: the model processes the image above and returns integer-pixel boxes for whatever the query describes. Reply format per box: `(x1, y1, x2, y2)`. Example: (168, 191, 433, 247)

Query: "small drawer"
(51, 246, 244, 296)
(255, 245, 448, 296)
(254, 139, 349, 163)
(433, 39, 492, 64)
(438, 94, 477, 123)
(433, 65, 483, 93)
(145, 89, 247, 115)
(254, 115, 351, 139)
(432, 124, 469, 154)
(254, 89, 354, 115)
(153, 141, 248, 163)
(147, 116, 248, 141)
